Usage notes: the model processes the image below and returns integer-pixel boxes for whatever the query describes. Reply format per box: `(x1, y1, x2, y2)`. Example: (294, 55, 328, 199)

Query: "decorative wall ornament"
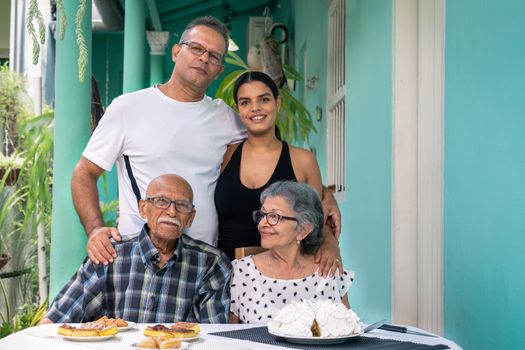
(306, 76, 319, 91)
(146, 31, 170, 56)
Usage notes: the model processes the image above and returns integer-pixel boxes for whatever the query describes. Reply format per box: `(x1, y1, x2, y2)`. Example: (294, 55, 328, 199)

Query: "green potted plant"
(0, 153, 24, 186)
(1, 63, 29, 186)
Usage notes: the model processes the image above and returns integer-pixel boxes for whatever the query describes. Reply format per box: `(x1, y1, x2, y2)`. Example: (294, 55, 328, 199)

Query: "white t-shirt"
(83, 86, 246, 245)
(230, 256, 354, 324)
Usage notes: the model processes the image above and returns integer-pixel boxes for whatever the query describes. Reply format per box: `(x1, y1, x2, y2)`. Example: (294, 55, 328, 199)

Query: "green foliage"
(0, 283, 48, 339)
(0, 111, 53, 329)
(27, 1, 88, 82)
(17, 112, 54, 229)
(26, 0, 46, 65)
(56, 0, 67, 40)
(0, 68, 53, 338)
(0, 63, 30, 156)
(215, 52, 316, 143)
(75, 0, 88, 82)
(101, 199, 119, 227)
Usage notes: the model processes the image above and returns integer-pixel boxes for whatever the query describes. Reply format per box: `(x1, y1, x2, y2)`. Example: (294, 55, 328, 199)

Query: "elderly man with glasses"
(42, 174, 231, 324)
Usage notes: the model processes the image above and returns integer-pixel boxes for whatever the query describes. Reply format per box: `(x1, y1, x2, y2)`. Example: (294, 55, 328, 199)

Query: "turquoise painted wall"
(342, 0, 392, 323)
(287, 0, 328, 163)
(91, 33, 125, 207)
(445, 1, 525, 349)
(279, 0, 392, 323)
(92, 33, 124, 106)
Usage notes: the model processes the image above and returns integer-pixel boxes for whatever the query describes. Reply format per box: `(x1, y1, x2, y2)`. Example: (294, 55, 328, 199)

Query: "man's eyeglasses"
(179, 40, 224, 66)
(252, 210, 297, 226)
(145, 197, 194, 214)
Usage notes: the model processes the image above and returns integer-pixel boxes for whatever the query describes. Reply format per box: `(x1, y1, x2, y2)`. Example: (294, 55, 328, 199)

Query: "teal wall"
(286, 0, 328, 160)
(279, 0, 393, 323)
(445, 1, 525, 349)
(92, 33, 124, 107)
(342, 0, 392, 323)
(91, 33, 125, 207)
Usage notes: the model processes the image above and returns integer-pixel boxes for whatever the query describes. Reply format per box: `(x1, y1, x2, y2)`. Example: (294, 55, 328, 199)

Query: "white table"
(0, 323, 462, 350)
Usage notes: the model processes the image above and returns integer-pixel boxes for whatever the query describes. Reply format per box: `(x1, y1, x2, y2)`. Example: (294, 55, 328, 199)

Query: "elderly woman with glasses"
(229, 181, 354, 324)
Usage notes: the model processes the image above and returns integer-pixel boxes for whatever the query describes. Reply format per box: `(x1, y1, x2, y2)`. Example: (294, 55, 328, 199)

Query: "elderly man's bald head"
(146, 174, 194, 202)
(140, 174, 196, 243)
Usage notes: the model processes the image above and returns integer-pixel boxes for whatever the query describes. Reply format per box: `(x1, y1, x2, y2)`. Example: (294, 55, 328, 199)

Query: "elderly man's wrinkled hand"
(315, 232, 342, 277)
(87, 227, 121, 265)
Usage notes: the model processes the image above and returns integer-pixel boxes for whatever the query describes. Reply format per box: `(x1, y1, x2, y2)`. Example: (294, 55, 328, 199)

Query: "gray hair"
(260, 181, 324, 255)
(179, 16, 229, 53)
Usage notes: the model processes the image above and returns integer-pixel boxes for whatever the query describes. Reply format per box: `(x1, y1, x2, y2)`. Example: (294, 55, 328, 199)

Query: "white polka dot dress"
(230, 256, 354, 324)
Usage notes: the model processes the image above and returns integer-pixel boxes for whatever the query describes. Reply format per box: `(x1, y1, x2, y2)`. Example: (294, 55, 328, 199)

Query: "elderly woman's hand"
(315, 226, 343, 277)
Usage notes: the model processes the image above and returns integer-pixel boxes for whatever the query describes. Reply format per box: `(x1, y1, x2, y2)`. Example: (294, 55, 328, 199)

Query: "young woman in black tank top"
(214, 72, 341, 270)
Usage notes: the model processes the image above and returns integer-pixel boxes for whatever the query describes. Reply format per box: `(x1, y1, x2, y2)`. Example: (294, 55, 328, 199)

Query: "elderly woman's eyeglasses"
(179, 40, 224, 65)
(252, 210, 297, 226)
(145, 197, 194, 214)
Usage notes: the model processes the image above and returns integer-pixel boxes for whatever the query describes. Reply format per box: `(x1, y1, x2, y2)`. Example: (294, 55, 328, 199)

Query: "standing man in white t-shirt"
(71, 16, 245, 264)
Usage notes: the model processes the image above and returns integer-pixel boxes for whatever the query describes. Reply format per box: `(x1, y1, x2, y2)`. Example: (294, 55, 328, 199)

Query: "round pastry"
(171, 321, 200, 334)
(57, 323, 117, 337)
(137, 338, 158, 349)
(92, 315, 128, 327)
(144, 325, 178, 338)
(158, 338, 182, 349)
(57, 324, 74, 336)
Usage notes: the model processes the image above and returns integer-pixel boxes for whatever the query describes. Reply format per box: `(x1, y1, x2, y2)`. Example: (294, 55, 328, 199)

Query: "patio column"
(50, 1, 92, 298)
(123, 0, 145, 92)
(146, 31, 170, 85)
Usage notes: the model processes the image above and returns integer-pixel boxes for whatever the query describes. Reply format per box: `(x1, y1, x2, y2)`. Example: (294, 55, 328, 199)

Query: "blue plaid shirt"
(46, 226, 231, 323)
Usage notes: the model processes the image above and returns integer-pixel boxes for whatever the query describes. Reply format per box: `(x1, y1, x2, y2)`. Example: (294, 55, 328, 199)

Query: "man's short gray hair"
(179, 16, 229, 52)
(260, 181, 324, 255)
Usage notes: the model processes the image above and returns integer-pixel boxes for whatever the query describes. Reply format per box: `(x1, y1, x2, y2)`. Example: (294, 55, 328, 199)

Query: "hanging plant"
(75, 0, 88, 82)
(26, 0, 87, 82)
(26, 0, 46, 65)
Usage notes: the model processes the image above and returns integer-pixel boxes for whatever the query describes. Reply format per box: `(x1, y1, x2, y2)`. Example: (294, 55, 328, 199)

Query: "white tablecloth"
(0, 323, 462, 350)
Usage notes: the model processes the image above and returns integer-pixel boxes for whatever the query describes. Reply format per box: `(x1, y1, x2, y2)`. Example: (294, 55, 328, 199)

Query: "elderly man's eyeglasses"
(146, 197, 194, 214)
(179, 40, 224, 65)
(253, 210, 297, 226)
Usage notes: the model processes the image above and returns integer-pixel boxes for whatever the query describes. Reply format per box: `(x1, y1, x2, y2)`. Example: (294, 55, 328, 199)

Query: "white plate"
(173, 334, 199, 341)
(268, 329, 362, 345)
(118, 321, 137, 331)
(130, 341, 189, 349)
(61, 334, 117, 342)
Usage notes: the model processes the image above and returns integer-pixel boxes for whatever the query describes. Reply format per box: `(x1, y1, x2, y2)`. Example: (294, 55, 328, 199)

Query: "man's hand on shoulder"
(87, 227, 121, 265)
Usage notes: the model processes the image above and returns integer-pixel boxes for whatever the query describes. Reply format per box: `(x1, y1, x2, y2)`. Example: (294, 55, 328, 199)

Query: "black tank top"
(215, 140, 297, 260)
